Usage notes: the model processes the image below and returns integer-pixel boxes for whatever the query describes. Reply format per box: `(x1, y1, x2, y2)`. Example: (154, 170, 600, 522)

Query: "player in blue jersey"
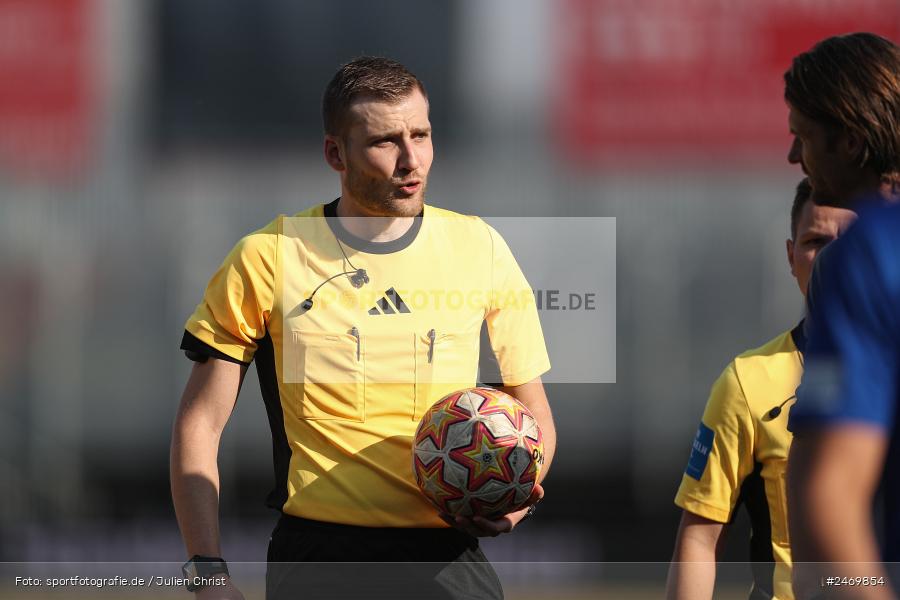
(791, 206, 900, 599)
(783, 32, 900, 599)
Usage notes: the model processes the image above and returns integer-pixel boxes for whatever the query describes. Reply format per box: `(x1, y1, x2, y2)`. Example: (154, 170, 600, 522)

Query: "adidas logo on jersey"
(368, 287, 411, 315)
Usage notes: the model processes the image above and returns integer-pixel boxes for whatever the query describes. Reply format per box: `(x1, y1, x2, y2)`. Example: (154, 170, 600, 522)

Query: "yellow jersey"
(675, 325, 804, 600)
(182, 200, 550, 527)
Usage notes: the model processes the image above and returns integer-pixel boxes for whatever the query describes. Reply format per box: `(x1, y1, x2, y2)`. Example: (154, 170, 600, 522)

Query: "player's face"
(332, 89, 433, 218)
(786, 198, 857, 296)
(787, 105, 859, 207)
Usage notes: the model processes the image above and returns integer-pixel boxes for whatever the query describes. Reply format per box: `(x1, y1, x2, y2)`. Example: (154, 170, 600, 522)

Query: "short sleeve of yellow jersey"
(483, 223, 551, 386)
(674, 362, 755, 523)
(183, 225, 277, 363)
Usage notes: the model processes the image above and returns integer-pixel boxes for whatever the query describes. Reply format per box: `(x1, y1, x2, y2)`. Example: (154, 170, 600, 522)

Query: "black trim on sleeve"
(180, 331, 250, 366)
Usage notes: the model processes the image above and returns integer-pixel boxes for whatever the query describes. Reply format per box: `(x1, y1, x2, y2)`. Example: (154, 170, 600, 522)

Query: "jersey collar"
(324, 198, 423, 254)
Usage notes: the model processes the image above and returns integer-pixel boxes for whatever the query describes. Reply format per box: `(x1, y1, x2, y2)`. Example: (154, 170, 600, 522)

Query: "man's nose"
(398, 138, 421, 172)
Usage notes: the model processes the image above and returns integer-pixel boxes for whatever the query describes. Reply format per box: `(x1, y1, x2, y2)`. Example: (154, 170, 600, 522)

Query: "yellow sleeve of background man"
(483, 223, 551, 386)
(184, 224, 277, 363)
(674, 361, 756, 523)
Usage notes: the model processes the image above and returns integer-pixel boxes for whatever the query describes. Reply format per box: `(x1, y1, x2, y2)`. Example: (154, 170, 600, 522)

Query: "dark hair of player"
(322, 56, 428, 137)
(784, 32, 900, 179)
(790, 177, 813, 241)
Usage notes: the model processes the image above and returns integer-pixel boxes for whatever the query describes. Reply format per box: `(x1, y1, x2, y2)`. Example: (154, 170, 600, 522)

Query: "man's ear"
(843, 129, 866, 166)
(324, 135, 346, 172)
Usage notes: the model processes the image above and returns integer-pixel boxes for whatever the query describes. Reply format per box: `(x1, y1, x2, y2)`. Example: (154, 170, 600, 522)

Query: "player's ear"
(786, 238, 796, 276)
(842, 130, 865, 165)
(324, 135, 347, 172)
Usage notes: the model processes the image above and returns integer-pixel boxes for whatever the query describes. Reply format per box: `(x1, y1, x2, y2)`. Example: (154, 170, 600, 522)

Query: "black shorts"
(265, 514, 504, 600)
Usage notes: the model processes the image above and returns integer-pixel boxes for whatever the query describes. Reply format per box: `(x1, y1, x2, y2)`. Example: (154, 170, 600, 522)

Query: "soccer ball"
(412, 387, 544, 518)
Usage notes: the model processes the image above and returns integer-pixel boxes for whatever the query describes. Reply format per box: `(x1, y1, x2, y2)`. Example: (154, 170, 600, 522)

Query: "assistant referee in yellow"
(170, 57, 555, 600)
(665, 179, 855, 600)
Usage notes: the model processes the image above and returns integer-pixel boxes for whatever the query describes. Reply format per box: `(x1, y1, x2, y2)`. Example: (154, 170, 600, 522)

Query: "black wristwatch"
(181, 556, 229, 592)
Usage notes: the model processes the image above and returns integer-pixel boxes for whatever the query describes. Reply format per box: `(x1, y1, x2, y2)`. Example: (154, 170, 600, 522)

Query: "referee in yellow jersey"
(665, 179, 855, 600)
(169, 57, 555, 600)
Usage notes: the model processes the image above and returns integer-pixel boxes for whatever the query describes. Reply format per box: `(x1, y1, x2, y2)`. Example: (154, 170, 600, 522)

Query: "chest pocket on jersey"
(414, 329, 479, 421)
(292, 330, 364, 421)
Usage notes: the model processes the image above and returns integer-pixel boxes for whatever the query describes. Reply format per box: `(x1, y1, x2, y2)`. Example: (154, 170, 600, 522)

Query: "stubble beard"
(346, 167, 426, 218)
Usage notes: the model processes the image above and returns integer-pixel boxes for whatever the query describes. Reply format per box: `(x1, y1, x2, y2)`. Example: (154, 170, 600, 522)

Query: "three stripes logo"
(368, 287, 411, 316)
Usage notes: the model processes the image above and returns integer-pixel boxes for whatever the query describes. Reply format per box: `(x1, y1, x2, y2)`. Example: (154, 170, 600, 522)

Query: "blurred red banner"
(556, 0, 900, 165)
(0, 0, 94, 179)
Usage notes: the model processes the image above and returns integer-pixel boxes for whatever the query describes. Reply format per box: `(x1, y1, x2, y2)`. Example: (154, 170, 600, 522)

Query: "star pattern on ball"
(478, 393, 519, 418)
(416, 404, 461, 443)
(416, 460, 460, 511)
(458, 429, 512, 485)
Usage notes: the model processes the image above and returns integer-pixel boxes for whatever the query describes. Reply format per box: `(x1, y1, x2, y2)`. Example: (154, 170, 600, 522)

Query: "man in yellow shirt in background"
(665, 178, 855, 600)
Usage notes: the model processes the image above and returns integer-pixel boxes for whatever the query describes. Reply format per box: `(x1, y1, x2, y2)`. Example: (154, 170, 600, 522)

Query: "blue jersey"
(789, 202, 900, 561)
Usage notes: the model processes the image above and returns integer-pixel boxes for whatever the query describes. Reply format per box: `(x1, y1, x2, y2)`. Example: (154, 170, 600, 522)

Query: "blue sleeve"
(789, 211, 900, 432)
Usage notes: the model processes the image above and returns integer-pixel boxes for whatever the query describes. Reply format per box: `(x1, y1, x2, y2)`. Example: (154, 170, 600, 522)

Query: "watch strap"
(182, 556, 229, 592)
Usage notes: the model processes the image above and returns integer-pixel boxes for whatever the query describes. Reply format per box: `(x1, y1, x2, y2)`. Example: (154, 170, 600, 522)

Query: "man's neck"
(335, 196, 415, 243)
(846, 170, 900, 206)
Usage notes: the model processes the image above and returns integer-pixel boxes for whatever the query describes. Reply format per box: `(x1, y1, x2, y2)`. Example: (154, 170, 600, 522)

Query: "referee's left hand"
(440, 484, 544, 538)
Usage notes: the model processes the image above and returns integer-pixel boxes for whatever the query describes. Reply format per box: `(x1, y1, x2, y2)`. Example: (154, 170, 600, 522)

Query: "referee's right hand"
(442, 483, 544, 538)
(195, 577, 246, 600)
